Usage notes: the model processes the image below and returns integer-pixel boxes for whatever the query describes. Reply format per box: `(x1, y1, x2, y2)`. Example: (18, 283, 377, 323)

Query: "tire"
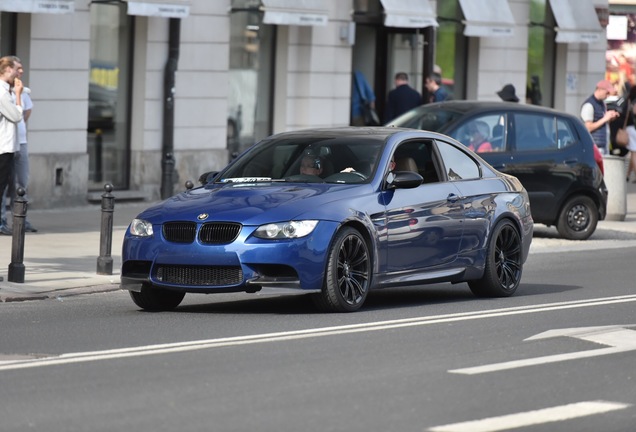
(556, 195, 598, 240)
(469, 219, 522, 298)
(129, 283, 185, 311)
(313, 227, 371, 312)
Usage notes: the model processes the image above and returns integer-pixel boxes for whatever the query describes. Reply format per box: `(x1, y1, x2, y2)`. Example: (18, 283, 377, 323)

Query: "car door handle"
(447, 193, 461, 203)
(491, 164, 507, 170)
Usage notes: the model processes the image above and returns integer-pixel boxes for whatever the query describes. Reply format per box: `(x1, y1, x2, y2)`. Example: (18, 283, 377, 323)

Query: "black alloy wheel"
(313, 227, 370, 312)
(469, 219, 522, 297)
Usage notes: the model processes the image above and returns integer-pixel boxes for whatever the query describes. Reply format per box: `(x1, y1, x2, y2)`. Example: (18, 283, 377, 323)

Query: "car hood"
(136, 182, 373, 225)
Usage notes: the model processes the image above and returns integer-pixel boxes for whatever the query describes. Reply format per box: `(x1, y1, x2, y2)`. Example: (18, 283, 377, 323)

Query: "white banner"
(0, 0, 74, 14)
(127, 1, 189, 19)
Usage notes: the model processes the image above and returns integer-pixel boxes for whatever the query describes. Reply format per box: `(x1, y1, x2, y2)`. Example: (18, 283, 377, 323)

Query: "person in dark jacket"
(385, 72, 422, 123)
(425, 72, 450, 102)
(580, 79, 620, 155)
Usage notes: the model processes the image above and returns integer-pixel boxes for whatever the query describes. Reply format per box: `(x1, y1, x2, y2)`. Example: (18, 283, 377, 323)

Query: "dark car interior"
(392, 141, 440, 184)
(222, 138, 385, 184)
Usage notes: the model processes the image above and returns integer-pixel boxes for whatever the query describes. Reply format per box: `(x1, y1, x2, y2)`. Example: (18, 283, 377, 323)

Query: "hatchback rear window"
(513, 113, 557, 152)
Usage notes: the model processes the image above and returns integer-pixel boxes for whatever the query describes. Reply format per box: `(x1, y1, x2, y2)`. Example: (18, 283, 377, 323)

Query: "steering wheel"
(349, 171, 367, 180)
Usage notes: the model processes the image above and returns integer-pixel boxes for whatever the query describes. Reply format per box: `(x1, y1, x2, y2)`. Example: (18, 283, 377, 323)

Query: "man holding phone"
(0, 56, 24, 237)
(581, 80, 620, 155)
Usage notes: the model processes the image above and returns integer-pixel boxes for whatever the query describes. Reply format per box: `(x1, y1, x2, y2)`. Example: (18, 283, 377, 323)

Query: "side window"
(435, 141, 480, 181)
(392, 140, 440, 184)
(555, 117, 576, 149)
(513, 113, 557, 151)
(449, 114, 506, 153)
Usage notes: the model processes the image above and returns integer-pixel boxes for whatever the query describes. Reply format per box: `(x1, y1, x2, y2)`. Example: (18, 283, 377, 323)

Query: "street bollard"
(603, 155, 627, 221)
(96, 183, 114, 275)
(8, 188, 27, 283)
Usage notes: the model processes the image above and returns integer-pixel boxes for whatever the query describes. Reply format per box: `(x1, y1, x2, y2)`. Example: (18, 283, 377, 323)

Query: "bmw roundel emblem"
(197, 213, 209, 221)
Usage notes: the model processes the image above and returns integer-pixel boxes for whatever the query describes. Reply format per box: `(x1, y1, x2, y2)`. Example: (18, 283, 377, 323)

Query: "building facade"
(0, 0, 608, 209)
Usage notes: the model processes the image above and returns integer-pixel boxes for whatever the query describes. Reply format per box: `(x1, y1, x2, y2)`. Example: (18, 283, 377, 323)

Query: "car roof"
(266, 126, 448, 141)
(423, 100, 576, 118)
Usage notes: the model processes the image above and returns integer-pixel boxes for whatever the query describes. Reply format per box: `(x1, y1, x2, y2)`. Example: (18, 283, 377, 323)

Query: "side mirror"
(387, 171, 423, 189)
(199, 171, 219, 185)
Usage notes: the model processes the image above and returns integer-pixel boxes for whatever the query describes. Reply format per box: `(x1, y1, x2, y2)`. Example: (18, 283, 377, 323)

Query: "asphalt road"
(1, 241, 635, 432)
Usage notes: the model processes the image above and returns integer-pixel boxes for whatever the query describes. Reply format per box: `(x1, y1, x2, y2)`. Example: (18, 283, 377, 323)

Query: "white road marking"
(449, 325, 636, 375)
(1, 294, 636, 371)
(427, 400, 631, 432)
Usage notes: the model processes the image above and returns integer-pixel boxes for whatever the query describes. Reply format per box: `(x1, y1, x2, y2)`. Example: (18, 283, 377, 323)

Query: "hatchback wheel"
(129, 283, 185, 311)
(469, 219, 522, 297)
(313, 227, 370, 312)
(556, 195, 598, 240)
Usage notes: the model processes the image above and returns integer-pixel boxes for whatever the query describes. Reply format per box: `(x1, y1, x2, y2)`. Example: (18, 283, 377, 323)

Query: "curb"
(0, 284, 120, 303)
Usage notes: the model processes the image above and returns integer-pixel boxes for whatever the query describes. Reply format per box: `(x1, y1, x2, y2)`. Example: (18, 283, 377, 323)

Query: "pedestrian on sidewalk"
(1, 56, 36, 233)
(0, 56, 24, 236)
(351, 70, 377, 126)
(623, 85, 636, 182)
(580, 80, 620, 155)
(425, 72, 450, 103)
(384, 72, 422, 123)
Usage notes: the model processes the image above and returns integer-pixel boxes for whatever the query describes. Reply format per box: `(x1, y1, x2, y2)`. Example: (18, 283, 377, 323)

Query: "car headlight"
(129, 219, 154, 237)
(254, 220, 318, 239)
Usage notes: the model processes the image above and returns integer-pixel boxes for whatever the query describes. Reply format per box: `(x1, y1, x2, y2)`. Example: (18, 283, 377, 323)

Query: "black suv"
(389, 101, 608, 240)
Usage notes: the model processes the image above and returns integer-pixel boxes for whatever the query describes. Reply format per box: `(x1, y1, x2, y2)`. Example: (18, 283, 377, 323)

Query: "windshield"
(387, 106, 464, 132)
(218, 135, 385, 185)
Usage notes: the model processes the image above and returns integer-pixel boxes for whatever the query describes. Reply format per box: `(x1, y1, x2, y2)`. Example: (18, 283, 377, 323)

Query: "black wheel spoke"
(336, 234, 369, 305)
(349, 252, 367, 268)
(492, 225, 522, 290)
(348, 276, 365, 298)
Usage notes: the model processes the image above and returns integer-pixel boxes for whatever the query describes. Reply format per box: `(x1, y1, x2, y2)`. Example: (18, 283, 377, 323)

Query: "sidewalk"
(0, 200, 159, 302)
(2, 182, 636, 303)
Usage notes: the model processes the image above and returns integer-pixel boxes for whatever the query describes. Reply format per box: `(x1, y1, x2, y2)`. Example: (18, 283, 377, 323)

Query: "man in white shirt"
(1, 56, 35, 232)
(0, 56, 24, 236)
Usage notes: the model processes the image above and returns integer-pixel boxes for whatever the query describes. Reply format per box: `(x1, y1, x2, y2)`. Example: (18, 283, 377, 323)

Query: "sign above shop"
(458, 0, 516, 38)
(261, 0, 328, 26)
(0, 0, 74, 14)
(549, 0, 603, 44)
(380, 0, 438, 29)
(126, 1, 190, 19)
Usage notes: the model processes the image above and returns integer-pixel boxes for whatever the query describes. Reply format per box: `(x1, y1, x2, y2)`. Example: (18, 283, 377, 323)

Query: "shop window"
(436, 0, 467, 101)
(87, 2, 132, 190)
(527, 0, 556, 106)
(0, 12, 16, 55)
(607, 13, 636, 99)
(228, 0, 275, 162)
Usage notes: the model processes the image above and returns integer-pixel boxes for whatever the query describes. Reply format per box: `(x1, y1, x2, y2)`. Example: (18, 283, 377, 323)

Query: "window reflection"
(228, 1, 274, 162)
(527, 0, 555, 106)
(87, 2, 131, 189)
(436, 0, 467, 101)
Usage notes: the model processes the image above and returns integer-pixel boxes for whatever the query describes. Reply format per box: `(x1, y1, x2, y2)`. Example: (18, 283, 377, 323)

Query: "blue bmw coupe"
(121, 127, 533, 312)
